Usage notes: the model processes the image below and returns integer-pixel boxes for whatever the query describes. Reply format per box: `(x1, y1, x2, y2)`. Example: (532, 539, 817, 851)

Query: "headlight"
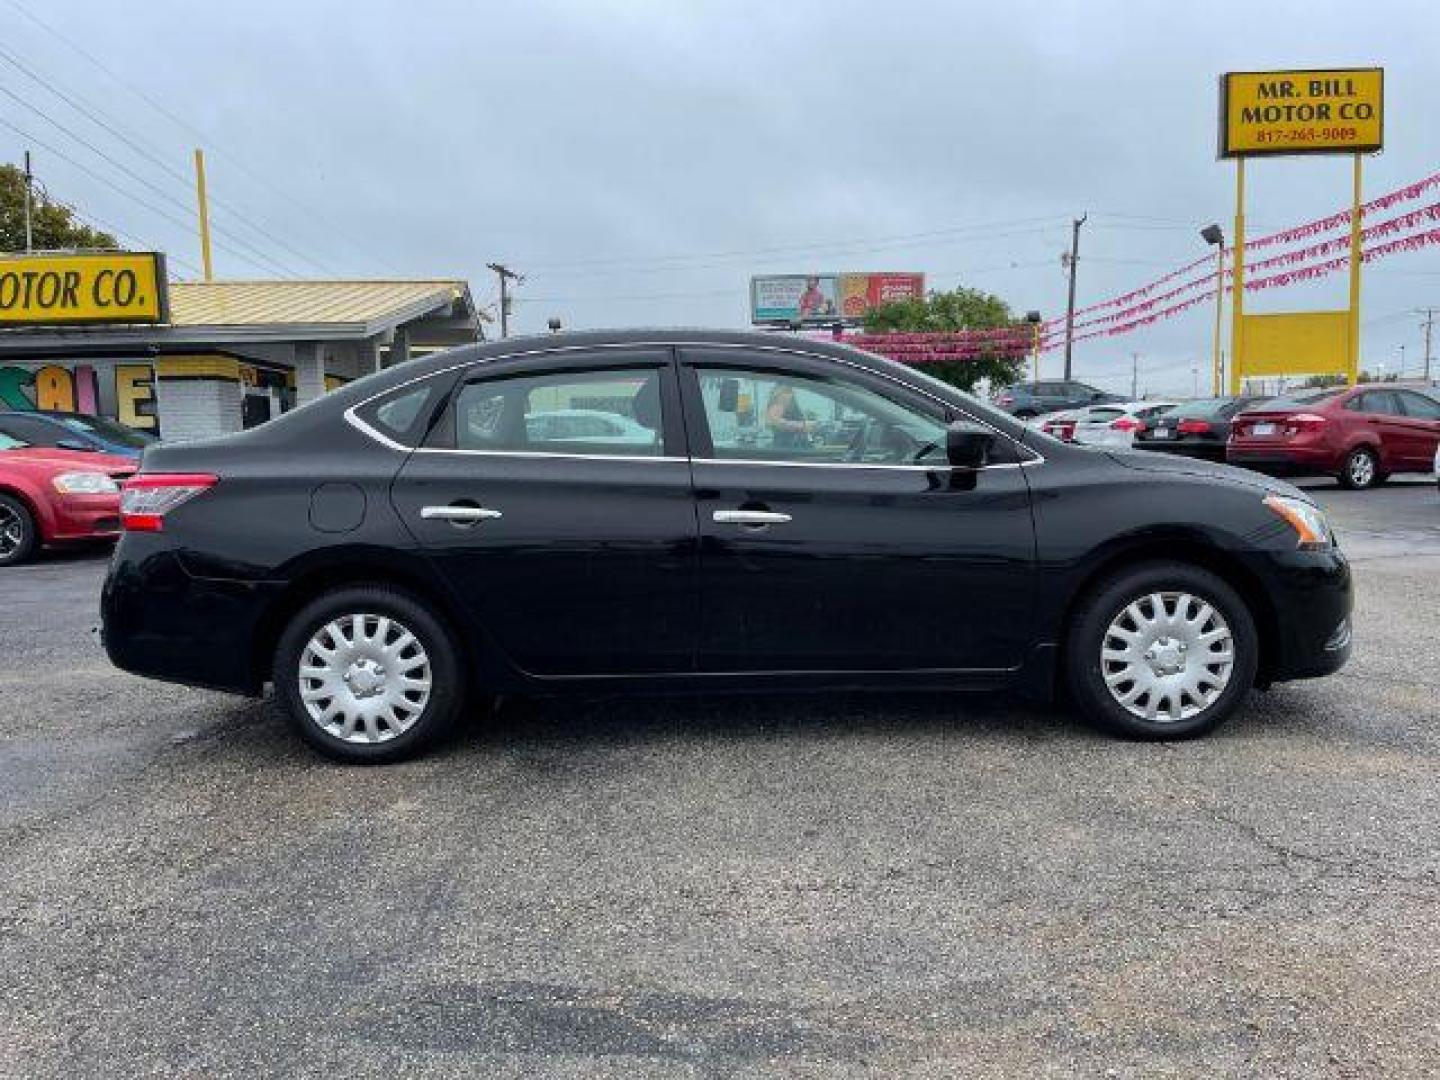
(52, 471, 120, 495)
(1263, 494, 1332, 550)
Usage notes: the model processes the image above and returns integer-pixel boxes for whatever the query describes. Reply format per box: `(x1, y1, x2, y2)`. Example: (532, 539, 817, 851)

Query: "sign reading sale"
(1220, 68, 1383, 157)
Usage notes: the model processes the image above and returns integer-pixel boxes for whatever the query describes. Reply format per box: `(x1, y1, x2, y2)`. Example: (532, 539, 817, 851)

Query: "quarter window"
(454, 368, 665, 455)
(693, 366, 949, 466)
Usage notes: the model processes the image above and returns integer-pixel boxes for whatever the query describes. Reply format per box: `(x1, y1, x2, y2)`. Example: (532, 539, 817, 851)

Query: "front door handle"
(421, 505, 503, 524)
(713, 509, 792, 526)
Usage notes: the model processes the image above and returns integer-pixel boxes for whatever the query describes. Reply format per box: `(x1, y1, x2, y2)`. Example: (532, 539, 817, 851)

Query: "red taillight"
(1287, 412, 1328, 432)
(120, 473, 218, 531)
(1110, 416, 1143, 433)
(1177, 419, 1212, 435)
(999, 394, 1015, 406)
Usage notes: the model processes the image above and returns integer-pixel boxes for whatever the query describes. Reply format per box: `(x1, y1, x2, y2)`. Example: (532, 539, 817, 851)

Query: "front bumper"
(1257, 546, 1353, 683)
(48, 493, 122, 543)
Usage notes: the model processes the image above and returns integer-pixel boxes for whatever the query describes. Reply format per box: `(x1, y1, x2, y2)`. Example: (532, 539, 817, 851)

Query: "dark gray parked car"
(996, 380, 1125, 419)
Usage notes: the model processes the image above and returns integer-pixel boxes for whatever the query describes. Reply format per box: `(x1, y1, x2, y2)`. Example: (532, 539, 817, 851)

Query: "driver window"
(693, 366, 949, 466)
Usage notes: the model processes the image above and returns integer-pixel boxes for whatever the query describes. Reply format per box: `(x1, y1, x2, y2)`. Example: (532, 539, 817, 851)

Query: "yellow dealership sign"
(0, 252, 169, 326)
(1220, 68, 1383, 157)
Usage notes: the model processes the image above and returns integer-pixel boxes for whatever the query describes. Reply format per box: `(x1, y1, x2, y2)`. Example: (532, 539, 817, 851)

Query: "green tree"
(861, 286, 1028, 393)
(1, 163, 118, 252)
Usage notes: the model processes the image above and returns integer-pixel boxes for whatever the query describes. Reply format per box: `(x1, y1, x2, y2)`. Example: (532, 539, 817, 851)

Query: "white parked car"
(1040, 401, 1178, 448)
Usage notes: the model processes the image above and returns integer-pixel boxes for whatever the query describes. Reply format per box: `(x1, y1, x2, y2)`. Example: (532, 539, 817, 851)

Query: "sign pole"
(1031, 322, 1041, 381)
(193, 149, 214, 283)
(1228, 157, 1245, 395)
(1346, 152, 1363, 384)
(1211, 241, 1225, 394)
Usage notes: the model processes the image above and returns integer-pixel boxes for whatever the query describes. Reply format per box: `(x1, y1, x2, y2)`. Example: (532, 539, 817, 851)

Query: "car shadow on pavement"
(189, 680, 1331, 770)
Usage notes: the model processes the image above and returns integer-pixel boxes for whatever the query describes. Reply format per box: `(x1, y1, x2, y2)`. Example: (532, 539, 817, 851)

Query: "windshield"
(847, 347, 1031, 438)
(55, 414, 156, 448)
(1162, 398, 1241, 419)
(1254, 388, 1344, 410)
(0, 432, 28, 450)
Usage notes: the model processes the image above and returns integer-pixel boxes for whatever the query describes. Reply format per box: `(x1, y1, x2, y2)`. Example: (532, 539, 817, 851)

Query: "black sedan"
(102, 330, 1351, 763)
(1134, 396, 1269, 462)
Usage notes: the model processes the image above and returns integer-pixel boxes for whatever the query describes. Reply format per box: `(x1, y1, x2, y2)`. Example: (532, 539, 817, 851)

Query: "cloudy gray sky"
(3, 0, 1437, 393)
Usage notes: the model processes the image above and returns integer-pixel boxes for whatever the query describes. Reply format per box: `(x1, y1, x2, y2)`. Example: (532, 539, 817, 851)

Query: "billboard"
(750, 273, 925, 326)
(1219, 69, 1383, 157)
(0, 251, 169, 326)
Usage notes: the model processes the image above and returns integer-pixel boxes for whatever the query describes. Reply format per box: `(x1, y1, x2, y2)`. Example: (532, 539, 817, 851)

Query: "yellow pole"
(1228, 157, 1246, 395)
(1211, 242, 1225, 395)
(193, 148, 214, 282)
(1346, 153, 1363, 384)
(1031, 322, 1041, 381)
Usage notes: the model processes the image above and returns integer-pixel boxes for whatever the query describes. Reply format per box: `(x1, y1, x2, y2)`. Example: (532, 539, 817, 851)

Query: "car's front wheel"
(273, 586, 464, 763)
(1066, 561, 1258, 739)
(0, 494, 37, 567)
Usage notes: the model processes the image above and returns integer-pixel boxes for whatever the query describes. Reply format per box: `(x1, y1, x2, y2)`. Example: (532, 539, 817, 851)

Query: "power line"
(3, 0, 397, 275)
(27, 173, 203, 275)
(0, 115, 278, 276)
(519, 216, 1068, 274)
(0, 42, 341, 276)
(0, 79, 297, 277)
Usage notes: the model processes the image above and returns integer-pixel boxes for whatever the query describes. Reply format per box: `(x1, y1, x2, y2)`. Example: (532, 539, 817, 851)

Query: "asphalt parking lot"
(2, 478, 1438, 1078)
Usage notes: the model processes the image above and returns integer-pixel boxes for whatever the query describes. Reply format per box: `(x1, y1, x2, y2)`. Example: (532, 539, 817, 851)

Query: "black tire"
(0, 493, 38, 568)
(1015, 409, 1039, 420)
(1337, 446, 1380, 490)
(273, 585, 464, 764)
(1065, 561, 1259, 740)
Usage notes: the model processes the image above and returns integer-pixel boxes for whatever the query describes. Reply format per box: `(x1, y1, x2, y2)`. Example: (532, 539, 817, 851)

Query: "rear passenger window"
(1399, 391, 1440, 419)
(453, 368, 665, 456)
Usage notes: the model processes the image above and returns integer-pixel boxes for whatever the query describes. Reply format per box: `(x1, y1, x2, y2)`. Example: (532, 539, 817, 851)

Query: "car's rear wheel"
(1066, 561, 1258, 739)
(0, 494, 37, 567)
(273, 586, 464, 764)
(1338, 446, 1380, 490)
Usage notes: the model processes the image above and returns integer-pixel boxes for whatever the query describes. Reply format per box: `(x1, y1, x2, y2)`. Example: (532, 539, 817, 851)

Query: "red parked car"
(1228, 384, 1440, 490)
(0, 432, 136, 566)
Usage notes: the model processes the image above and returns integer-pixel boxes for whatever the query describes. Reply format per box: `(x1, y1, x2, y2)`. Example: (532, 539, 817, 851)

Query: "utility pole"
(1419, 308, 1435, 382)
(486, 262, 523, 338)
(1062, 213, 1086, 381)
(1131, 352, 1139, 399)
(22, 150, 34, 252)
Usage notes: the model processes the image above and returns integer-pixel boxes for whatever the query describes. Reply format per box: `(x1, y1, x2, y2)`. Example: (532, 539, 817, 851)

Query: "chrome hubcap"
(299, 614, 431, 744)
(0, 504, 22, 557)
(1101, 591, 1235, 723)
(1349, 453, 1374, 486)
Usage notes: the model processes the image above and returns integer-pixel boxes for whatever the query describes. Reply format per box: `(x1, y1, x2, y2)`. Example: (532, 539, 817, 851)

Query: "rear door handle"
(713, 510, 792, 526)
(421, 505, 503, 523)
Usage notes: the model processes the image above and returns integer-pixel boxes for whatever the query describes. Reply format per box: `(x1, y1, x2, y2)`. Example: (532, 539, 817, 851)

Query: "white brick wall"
(154, 378, 244, 443)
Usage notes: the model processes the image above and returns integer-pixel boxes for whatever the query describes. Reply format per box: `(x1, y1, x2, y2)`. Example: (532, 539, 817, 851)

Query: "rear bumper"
(1227, 444, 1336, 475)
(1134, 441, 1225, 461)
(101, 540, 277, 694)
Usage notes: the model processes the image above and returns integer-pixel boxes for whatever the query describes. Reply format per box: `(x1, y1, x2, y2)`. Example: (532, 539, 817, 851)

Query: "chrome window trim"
(412, 447, 686, 464)
(342, 338, 1044, 467)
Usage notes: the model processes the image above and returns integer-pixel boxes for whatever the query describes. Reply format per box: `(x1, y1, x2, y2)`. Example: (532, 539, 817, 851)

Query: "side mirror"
(56, 438, 95, 452)
(946, 420, 994, 469)
(717, 378, 739, 413)
(1089, 391, 1106, 402)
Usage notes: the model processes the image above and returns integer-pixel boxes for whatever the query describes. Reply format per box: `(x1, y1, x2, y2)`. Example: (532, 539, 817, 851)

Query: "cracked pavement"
(1, 477, 1438, 1077)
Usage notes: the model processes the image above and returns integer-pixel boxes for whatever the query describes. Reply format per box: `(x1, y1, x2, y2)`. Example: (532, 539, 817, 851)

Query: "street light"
(1201, 224, 1225, 395)
(1025, 310, 1043, 381)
